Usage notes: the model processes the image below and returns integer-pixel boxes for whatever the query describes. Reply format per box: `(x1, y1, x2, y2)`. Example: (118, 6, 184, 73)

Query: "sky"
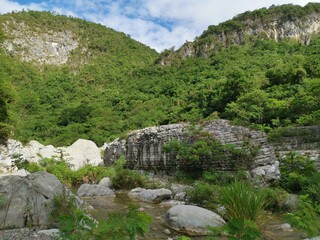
(0, 0, 318, 52)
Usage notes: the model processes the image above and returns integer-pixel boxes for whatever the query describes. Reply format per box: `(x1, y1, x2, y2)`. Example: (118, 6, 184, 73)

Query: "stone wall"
(104, 120, 280, 182)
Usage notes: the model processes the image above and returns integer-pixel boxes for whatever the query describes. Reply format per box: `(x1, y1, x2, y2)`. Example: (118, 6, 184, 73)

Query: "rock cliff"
(1, 19, 80, 65)
(104, 120, 280, 182)
(159, 4, 320, 65)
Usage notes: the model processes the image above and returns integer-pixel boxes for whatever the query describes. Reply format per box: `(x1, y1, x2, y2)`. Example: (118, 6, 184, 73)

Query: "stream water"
(85, 192, 307, 240)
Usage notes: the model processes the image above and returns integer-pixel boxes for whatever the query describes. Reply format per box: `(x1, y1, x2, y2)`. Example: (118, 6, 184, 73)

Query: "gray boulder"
(77, 183, 115, 197)
(98, 177, 112, 188)
(164, 205, 226, 236)
(128, 187, 172, 203)
(0, 171, 83, 229)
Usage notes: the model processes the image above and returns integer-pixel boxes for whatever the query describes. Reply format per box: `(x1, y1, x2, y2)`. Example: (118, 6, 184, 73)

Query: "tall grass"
(219, 181, 267, 222)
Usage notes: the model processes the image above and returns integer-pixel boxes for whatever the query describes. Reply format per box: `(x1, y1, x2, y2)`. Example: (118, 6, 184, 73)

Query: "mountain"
(0, 4, 320, 147)
(158, 3, 320, 65)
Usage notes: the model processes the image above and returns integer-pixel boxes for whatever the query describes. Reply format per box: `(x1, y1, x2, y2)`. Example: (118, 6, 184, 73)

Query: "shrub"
(280, 152, 317, 193)
(50, 191, 95, 239)
(111, 157, 148, 190)
(39, 158, 75, 187)
(210, 218, 261, 240)
(303, 172, 320, 205)
(73, 165, 115, 186)
(264, 187, 291, 212)
(219, 181, 267, 222)
(285, 195, 320, 237)
(203, 170, 248, 185)
(187, 181, 219, 209)
(14, 156, 44, 173)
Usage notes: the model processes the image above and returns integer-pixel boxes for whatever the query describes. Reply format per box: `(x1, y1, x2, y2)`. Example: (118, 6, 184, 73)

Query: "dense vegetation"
(0, 6, 320, 146)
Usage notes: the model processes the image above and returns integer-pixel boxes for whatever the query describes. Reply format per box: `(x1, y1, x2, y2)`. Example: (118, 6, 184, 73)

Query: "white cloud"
(0, 0, 318, 51)
(0, 0, 44, 14)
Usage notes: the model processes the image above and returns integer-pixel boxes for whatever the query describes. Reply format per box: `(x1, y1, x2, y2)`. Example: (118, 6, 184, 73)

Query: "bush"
(219, 181, 267, 222)
(211, 218, 261, 240)
(264, 187, 291, 212)
(73, 165, 115, 186)
(187, 181, 219, 209)
(203, 170, 248, 185)
(280, 152, 317, 193)
(39, 158, 75, 187)
(303, 172, 320, 205)
(50, 191, 95, 239)
(285, 195, 320, 237)
(111, 157, 148, 190)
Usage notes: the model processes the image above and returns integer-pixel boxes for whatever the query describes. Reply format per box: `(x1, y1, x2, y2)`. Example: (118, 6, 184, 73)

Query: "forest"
(0, 4, 319, 148)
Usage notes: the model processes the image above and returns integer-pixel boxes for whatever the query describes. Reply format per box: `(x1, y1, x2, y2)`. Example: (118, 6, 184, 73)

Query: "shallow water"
(86, 192, 306, 240)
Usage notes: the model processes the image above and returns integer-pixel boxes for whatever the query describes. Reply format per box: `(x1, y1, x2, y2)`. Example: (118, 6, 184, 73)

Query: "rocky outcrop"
(128, 187, 172, 203)
(1, 20, 79, 65)
(0, 171, 83, 229)
(0, 139, 103, 172)
(164, 205, 225, 236)
(104, 120, 280, 182)
(270, 125, 320, 169)
(159, 6, 320, 65)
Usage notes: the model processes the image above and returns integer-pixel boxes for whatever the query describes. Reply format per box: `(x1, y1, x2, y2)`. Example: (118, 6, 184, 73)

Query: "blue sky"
(0, 0, 318, 52)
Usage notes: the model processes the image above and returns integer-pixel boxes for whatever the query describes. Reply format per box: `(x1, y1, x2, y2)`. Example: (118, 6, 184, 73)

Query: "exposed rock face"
(160, 11, 320, 65)
(0, 171, 82, 229)
(1, 20, 79, 65)
(0, 139, 103, 172)
(128, 187, 172, 203)
(104, 120, 280, 182)
(270, 125, 320, 169)
(164, 205, 225, 236)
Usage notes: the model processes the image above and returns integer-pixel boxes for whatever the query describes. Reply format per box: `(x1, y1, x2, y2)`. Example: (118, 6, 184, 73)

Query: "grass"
(219, 181, 267, 222)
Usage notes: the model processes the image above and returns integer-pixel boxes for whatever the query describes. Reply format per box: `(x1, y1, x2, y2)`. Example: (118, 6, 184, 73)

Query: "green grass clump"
(219, 181, 267, 222)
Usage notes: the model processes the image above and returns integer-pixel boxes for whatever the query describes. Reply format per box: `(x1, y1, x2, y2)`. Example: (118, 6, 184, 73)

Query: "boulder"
(128, 188, 172, 203)
(98, 177, 112, 188)
(164, 205, 226, 236)
(0, 171, 84, 229)
(0, 169, 30, 177)
(77, 183, 115, 197)
(0, 139, 104, 173)
(61, 139, 103, 170)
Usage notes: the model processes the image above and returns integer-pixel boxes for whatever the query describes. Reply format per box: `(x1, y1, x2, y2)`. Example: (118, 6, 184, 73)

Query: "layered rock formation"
(270, 125, 320, 169)
(104, 120, 280, 182)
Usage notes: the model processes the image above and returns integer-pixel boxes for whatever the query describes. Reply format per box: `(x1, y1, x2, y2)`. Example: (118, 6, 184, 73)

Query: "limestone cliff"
(104, 120, 280, 182)
(159, 3, 320, 65)
(1, 19, 81, 65)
